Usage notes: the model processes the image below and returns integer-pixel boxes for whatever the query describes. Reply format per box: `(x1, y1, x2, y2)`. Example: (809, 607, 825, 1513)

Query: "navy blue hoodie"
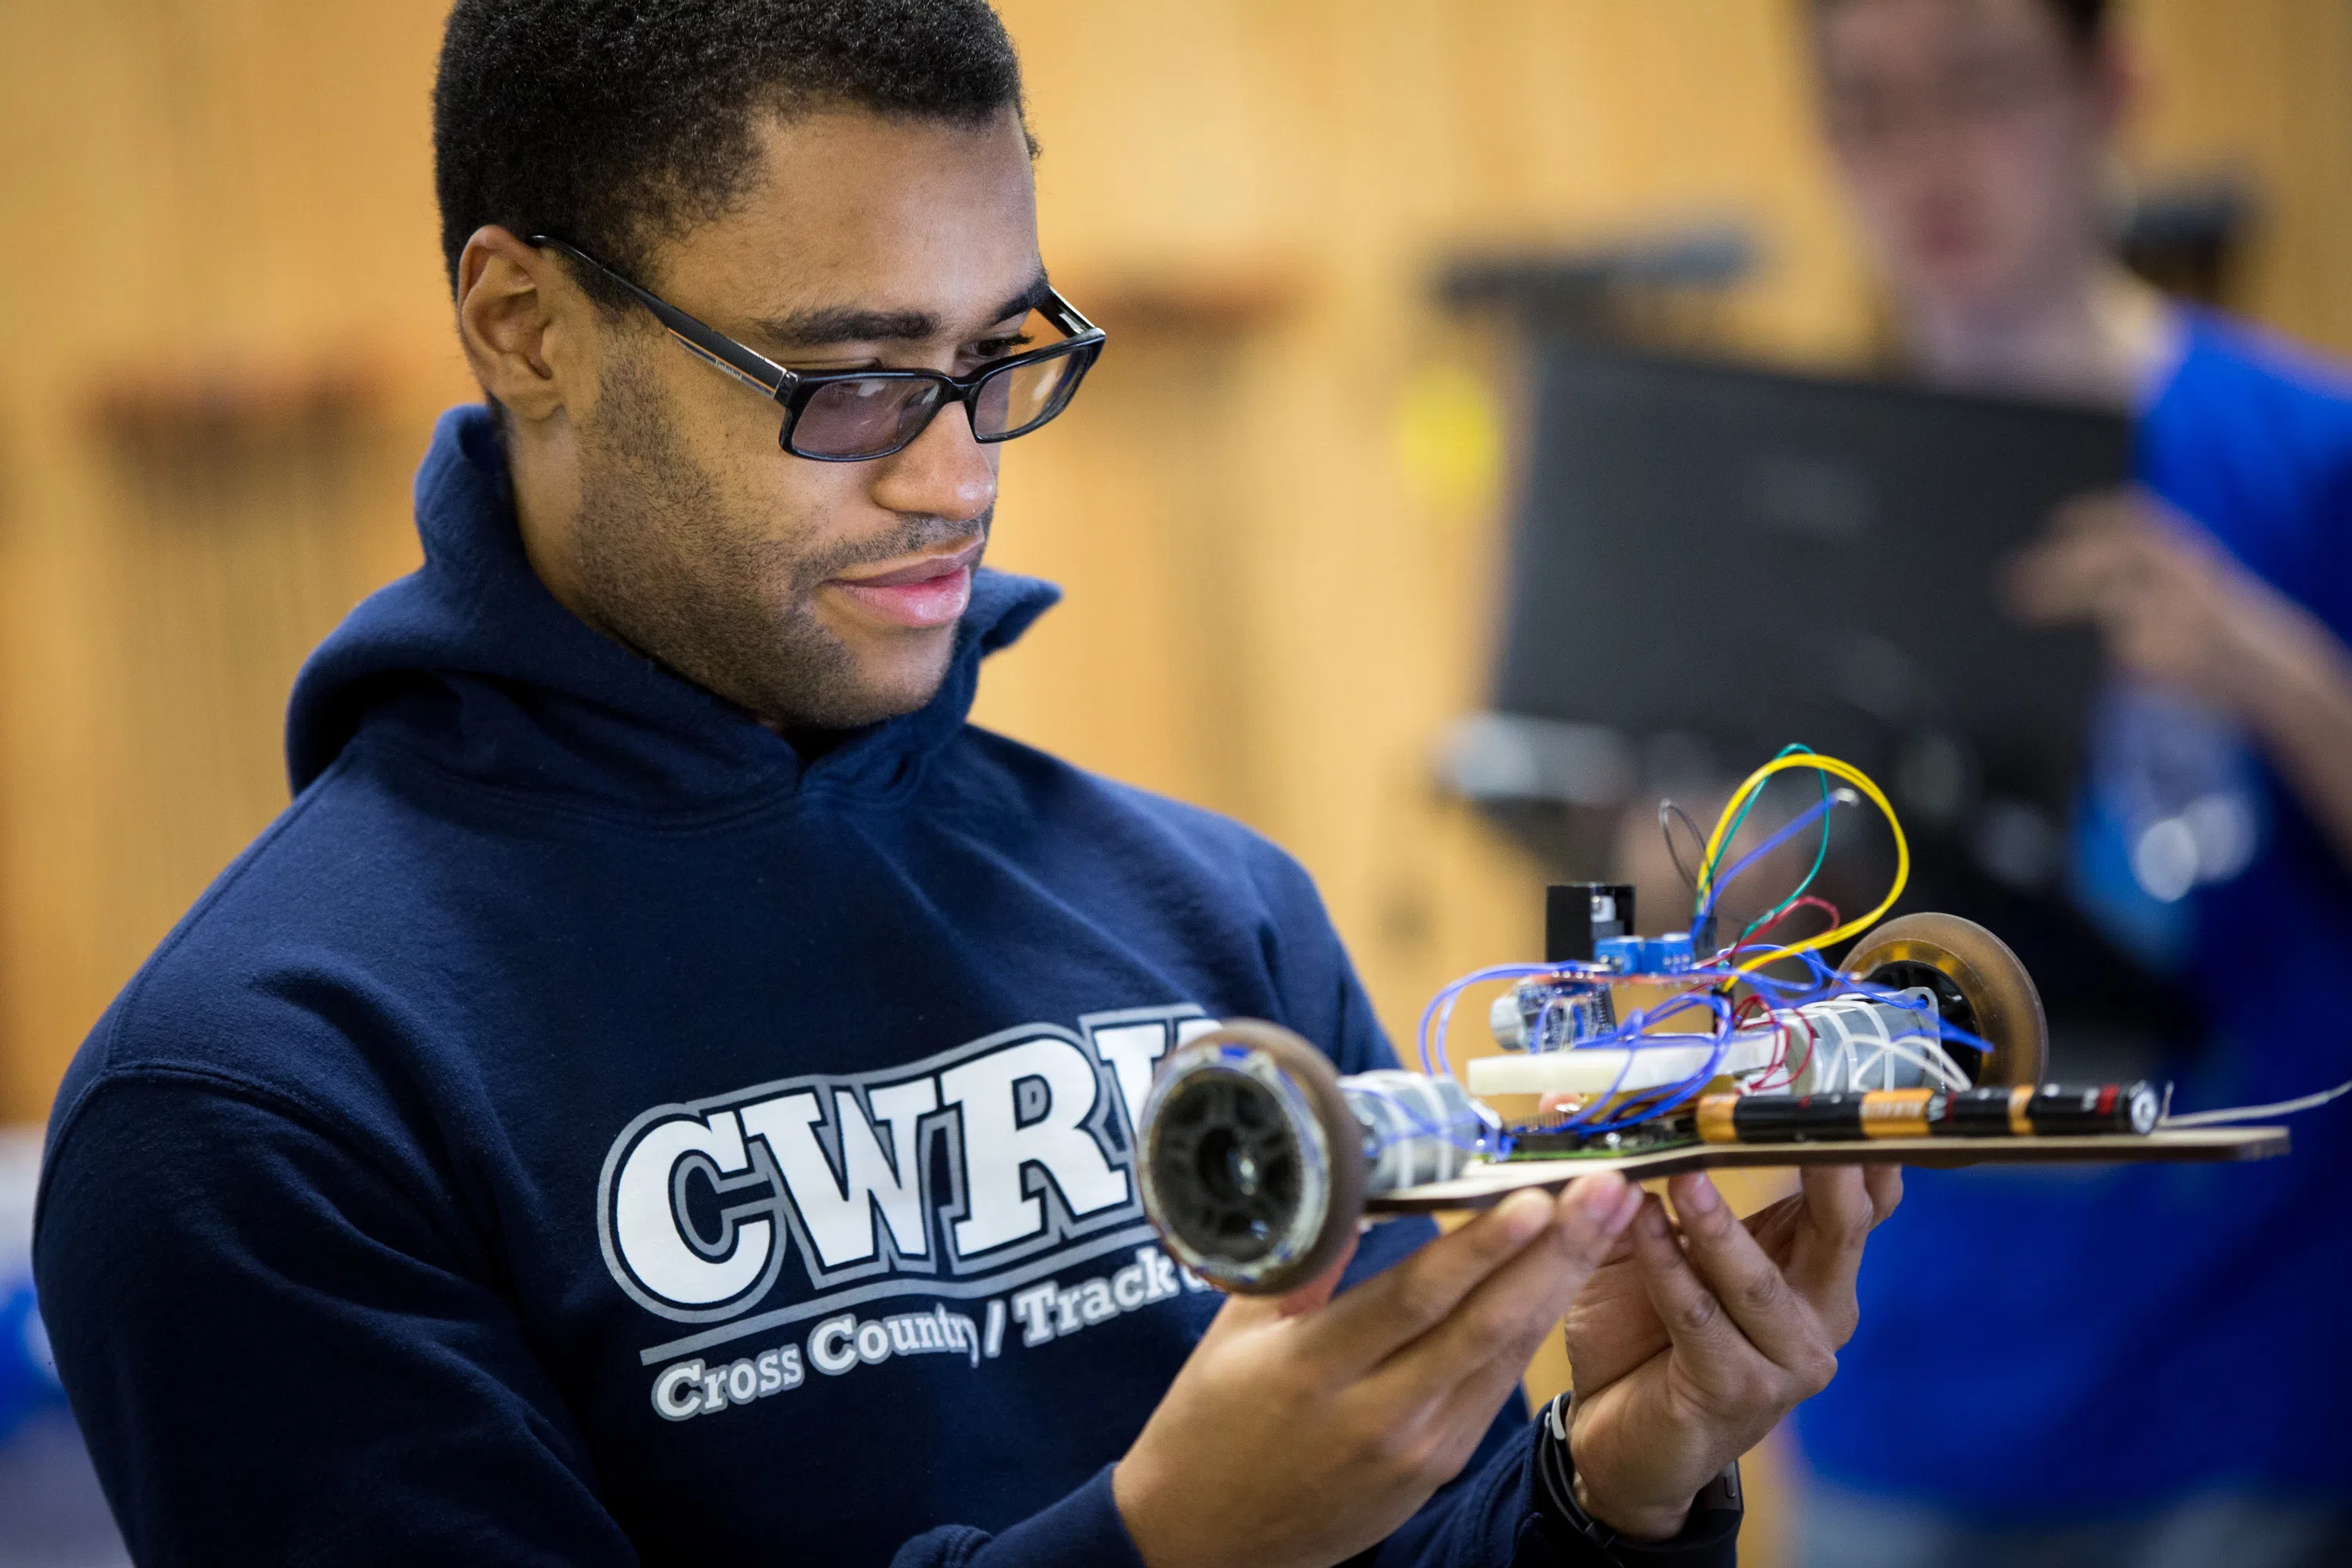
(34, 408, 1733, 1566)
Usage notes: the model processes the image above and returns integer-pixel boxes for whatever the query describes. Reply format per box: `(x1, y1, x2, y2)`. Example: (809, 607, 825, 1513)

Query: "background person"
(1793, 1, 2352, 1563)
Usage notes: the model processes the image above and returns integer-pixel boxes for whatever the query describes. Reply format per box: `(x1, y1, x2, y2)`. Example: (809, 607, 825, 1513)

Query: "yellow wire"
(1697, 753, 1908, 975)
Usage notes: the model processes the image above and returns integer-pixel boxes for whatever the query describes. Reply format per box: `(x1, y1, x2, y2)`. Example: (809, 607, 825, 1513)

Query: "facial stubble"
(569, 350, 989, 730)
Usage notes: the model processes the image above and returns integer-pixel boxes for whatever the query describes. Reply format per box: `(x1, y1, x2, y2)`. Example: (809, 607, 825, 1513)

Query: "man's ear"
(456, 226, 587, 426)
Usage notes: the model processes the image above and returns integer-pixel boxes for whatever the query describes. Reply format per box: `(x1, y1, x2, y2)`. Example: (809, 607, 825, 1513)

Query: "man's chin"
(779, 635, 962, 732)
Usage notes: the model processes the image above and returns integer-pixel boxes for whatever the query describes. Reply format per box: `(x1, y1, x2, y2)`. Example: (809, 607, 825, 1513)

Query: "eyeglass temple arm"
(528, 235, 795, 401)
(533, 235, 1099, 387)
(1040, 287, 1102, 343)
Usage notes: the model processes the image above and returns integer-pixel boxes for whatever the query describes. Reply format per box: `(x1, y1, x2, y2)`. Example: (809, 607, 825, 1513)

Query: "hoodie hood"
(286, 405, 1059, 813)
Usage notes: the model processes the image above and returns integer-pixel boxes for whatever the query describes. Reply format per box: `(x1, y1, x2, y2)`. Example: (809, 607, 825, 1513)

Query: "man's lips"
(826, 542, 982, 630)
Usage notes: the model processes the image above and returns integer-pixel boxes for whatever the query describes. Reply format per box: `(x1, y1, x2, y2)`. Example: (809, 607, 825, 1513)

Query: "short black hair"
(433, 0, 1026, 311)
(1812, 0, 2109, 53)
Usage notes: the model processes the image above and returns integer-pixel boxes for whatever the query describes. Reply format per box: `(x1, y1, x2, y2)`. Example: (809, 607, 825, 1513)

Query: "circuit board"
(1501, 1120, 1700, 1161)
(1363, 1126, 2289, 1214)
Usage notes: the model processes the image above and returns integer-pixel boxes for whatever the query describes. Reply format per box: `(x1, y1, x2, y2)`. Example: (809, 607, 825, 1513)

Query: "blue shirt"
(31, 408, 1625, 1566)
(1796, 311, 2352, 1512)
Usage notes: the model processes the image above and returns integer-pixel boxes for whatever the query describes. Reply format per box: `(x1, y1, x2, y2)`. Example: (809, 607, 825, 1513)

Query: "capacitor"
(1592, 932, 1695, 975)
(1694, 1081, 2161, 1144)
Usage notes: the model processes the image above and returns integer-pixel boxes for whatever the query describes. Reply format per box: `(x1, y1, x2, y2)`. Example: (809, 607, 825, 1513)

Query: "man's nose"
(869, 400, 997, 524)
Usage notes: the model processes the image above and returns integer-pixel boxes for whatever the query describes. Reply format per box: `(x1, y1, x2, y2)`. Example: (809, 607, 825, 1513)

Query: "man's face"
(1817, 0, 2115, 317)
(565, 108, 1044, 730)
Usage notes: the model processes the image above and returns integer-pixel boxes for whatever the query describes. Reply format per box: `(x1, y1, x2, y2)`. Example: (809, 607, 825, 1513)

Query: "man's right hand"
(1112, 1174, 1646, 1568)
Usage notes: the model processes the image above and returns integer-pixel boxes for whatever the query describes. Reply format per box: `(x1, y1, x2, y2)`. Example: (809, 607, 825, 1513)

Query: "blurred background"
(2, 1, 2349, 1563)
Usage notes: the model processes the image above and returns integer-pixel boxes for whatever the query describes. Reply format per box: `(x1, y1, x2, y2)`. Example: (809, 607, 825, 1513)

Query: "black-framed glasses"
(531, 235, 1105, 462)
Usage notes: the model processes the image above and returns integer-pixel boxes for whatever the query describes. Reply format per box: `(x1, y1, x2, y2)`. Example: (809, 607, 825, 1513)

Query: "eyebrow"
(750, 273, 1054, 352)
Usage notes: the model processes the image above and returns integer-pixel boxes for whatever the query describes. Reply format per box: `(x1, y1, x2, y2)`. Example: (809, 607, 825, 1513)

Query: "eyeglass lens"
(975, 351, 1085, 440)
(789, 339, 1089, 459)
(794, 378, 947, 458)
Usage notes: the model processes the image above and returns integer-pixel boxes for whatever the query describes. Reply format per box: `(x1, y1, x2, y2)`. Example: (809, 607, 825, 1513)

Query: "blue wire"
(1416, 964, 1558, 1075)
(1550, 989, 1734, 1131)
(1414, 944, 2002, 1157)
(1576, 991, 1739, 1133)
(1350, 1080, 1505, 1159)
(1697, 792, 1841, 923)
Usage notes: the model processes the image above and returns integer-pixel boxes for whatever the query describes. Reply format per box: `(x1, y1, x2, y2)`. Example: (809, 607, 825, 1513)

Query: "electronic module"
(1134, 747, 2332, 1294)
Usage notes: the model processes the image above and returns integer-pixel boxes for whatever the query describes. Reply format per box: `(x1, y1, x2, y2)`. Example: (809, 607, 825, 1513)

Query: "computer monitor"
(1494, 338, 2126, 829)
(1482, 339, 2178, 1048)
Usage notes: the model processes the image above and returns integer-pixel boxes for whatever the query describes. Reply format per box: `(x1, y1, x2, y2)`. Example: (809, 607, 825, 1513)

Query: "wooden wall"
(0, 2, 463, 1117)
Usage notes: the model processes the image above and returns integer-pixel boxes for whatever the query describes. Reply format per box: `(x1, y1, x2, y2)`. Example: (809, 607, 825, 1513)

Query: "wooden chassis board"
(1364, 1127, 2289, 1214)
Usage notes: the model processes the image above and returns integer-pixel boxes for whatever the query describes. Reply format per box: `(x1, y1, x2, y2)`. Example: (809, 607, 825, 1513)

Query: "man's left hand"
(1556, 1166, 1901, 1541)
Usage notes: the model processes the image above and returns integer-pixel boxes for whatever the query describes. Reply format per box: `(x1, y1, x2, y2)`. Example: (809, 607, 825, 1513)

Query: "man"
(1795, 2, 2352, 1564)
(33, 2, 1896, 1563)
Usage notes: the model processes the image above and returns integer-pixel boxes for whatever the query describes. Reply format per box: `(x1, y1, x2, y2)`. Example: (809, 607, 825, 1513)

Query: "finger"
(1374, 1320, 1565, 1500)
(1864, 1163, 1904, 1229)
(1740, 1192, 1805, 1263)
(1751, 1165, 1897, 1248)
(2049, 488, 2139, 535)
(1426, 1295, 1595, 1478)
(1559, 1244, 1668, 1392)
(1276, 1232, 1360, 1319)
(1305, 1185, 1561, 1376)
(1782, 1164, 1880, 1316)
(1661, 1173, 1823, 1370)
(1367, 1174, 1644, 1398)
(1626, 1192, 1765, 1388)
(2007, 529, 2145, 620)
(1189, 1232, 1363, 1349)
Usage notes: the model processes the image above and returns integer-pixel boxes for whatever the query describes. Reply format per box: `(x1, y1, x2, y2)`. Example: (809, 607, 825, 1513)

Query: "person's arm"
(2009, 491, 2352, 872)
(35, 1072, 642, 1568)
(889, 1213, 1697, 1568)
(41, 1068, 1238, 1568)
(2237, 604, 2352, 871)
(1106, 1159, 1891, 1568)
(1161, 840, 1867, 1566)
(1339, 1214, 1742, 1568)
(1559, 1165, 1901, 1541)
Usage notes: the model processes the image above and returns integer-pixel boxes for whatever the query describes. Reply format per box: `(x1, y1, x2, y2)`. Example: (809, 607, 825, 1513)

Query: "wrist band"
(1537, 1392, 1742, 1561)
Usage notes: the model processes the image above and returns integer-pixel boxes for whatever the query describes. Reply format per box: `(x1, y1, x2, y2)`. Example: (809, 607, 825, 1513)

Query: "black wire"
(1659, 800, 1705, 895)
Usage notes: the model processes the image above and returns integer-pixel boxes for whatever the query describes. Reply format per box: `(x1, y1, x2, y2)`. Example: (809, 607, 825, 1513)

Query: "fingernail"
(1499, 1189, 1551, 1242)
(1679, 1174, 1721, 1216)
(1575, 1172, 1627, 1221)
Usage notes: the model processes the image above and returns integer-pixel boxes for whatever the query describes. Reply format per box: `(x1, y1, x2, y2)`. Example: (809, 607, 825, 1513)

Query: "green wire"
(1735, 792, 1835, 946)
(1693, 743, 1835, 943)
(1693, 743, 1809, 898)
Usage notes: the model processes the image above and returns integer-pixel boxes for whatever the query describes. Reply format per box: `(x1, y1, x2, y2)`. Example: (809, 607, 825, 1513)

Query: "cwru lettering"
(597, 1007, 1206, 1327)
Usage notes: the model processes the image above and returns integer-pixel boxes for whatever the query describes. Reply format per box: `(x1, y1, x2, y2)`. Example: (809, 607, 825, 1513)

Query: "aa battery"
(1695, 1081, 2161, 1145)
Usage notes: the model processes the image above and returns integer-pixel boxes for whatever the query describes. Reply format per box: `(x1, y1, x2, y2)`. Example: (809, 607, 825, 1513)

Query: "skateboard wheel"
(1136, 1021, 1366, 1296)
(1843, 912, 2048, 1087)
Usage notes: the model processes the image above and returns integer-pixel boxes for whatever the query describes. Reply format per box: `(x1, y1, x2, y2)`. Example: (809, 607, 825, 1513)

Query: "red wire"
(1751, 1007, 1824, 1092)
(1730, 895, 1840, 1089)
(1751, 895, 1841, 941)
